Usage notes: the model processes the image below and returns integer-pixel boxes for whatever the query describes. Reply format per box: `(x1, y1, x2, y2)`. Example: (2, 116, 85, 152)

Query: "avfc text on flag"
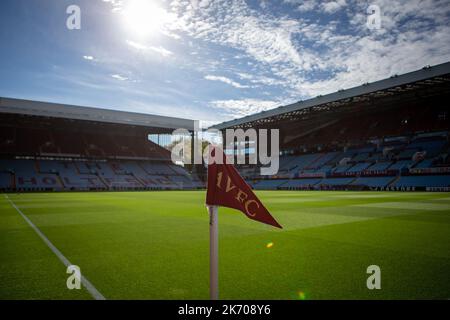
(206, 148, 282, 229)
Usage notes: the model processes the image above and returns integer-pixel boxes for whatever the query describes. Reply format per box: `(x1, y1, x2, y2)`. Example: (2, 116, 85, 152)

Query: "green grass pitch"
(1, 190, 449, 300)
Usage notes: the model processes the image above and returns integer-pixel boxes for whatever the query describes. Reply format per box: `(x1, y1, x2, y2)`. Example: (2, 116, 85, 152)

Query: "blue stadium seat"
(393, 175, 450, 187)
(351, 176, 395, 187)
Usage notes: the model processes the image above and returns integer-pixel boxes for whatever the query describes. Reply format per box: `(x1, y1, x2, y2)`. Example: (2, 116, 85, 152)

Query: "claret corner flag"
(206, 147, 282, 229)
(205, 146, 282, 300)
(205, 146, 282, 299)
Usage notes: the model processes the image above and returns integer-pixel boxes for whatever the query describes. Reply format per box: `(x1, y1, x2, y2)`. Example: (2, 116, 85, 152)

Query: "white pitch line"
(3, 194, 106, 300)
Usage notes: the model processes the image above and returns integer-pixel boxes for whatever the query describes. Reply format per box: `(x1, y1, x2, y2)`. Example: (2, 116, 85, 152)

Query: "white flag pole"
(207, 205, 219, 300)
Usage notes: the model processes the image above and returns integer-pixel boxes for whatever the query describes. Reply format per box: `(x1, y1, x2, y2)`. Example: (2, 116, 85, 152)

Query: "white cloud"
(148, 46, 174, 57)
(236, 72, 282, 86)
(126, 40, 174, 57)
(168, 0, 327, 91)
(210, 98, 281, 117)
(321, 0, 347, 13)
(83, 55, 95, 61)
(126, 40, 147, 50)
(168, 0, 450, 100)
(101, 0, 123, 12)
(111, 74, 128, 81)
(204, 75, 250, 88)
(94, 0, 450, 122)
(284, 0, 318, 12)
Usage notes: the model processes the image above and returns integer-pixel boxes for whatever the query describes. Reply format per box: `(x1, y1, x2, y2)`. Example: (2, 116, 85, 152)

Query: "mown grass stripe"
(3, 194, 106, 300)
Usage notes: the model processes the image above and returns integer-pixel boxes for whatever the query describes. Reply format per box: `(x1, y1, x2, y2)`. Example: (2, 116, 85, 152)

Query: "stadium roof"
(211, 61, 450, 130)
(0, 97, 195, 131)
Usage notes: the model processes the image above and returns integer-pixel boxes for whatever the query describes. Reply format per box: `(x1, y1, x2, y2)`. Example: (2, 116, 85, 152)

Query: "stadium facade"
(212, 62, 450, 192)
(1, 62, 449, 192)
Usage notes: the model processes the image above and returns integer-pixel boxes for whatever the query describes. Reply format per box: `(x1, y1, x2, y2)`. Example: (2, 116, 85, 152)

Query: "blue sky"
(1, 0, 449, 126)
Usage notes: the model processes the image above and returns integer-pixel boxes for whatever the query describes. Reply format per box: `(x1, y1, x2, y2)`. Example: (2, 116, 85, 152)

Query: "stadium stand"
(280, 178, 322, 189)
(252, 179, 287, 190)
(0, 172, 12, 189)
(2, 63, 450, 192)
(0, 97, 203, 192)
(214, 63, 450, 191)
(351, 176, 396, 188)
(366, 161, 393, 171)
(0, 157, 204, 191)
(244, 129, 449, 190)
(347, 162, 372, 173)
(393, 175, 450, 188)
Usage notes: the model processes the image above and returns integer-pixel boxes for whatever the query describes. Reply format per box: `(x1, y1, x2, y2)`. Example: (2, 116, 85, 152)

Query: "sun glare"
(122, 0, 167, 37)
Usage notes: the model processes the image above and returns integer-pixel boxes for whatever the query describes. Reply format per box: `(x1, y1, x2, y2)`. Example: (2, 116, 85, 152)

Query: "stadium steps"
(56, 175, 66, 189)
(74, 162, 81, 174)
(131, 174, 147, 188)
(343, 176, 358, 186)
(167, 165, 182, 175)
(33, 159, 39, 174)
(96, 174, 111, 189)
(35, 160, 42, 173)
(303, 154, 323, 169)
(387, 175, 401, 187)
(11, 173, 15, 189)
(304, 153, 327, 170)
(138, 162, 152, 175)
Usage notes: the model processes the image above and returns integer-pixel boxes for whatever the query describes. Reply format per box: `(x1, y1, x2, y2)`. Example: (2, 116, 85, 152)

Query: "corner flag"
(206, 147, 282, 229)
(205, 147, 282, 300)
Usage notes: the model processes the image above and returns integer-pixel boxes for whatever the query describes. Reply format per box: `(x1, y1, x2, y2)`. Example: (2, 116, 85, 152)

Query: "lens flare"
(298, 291, 306, 300)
